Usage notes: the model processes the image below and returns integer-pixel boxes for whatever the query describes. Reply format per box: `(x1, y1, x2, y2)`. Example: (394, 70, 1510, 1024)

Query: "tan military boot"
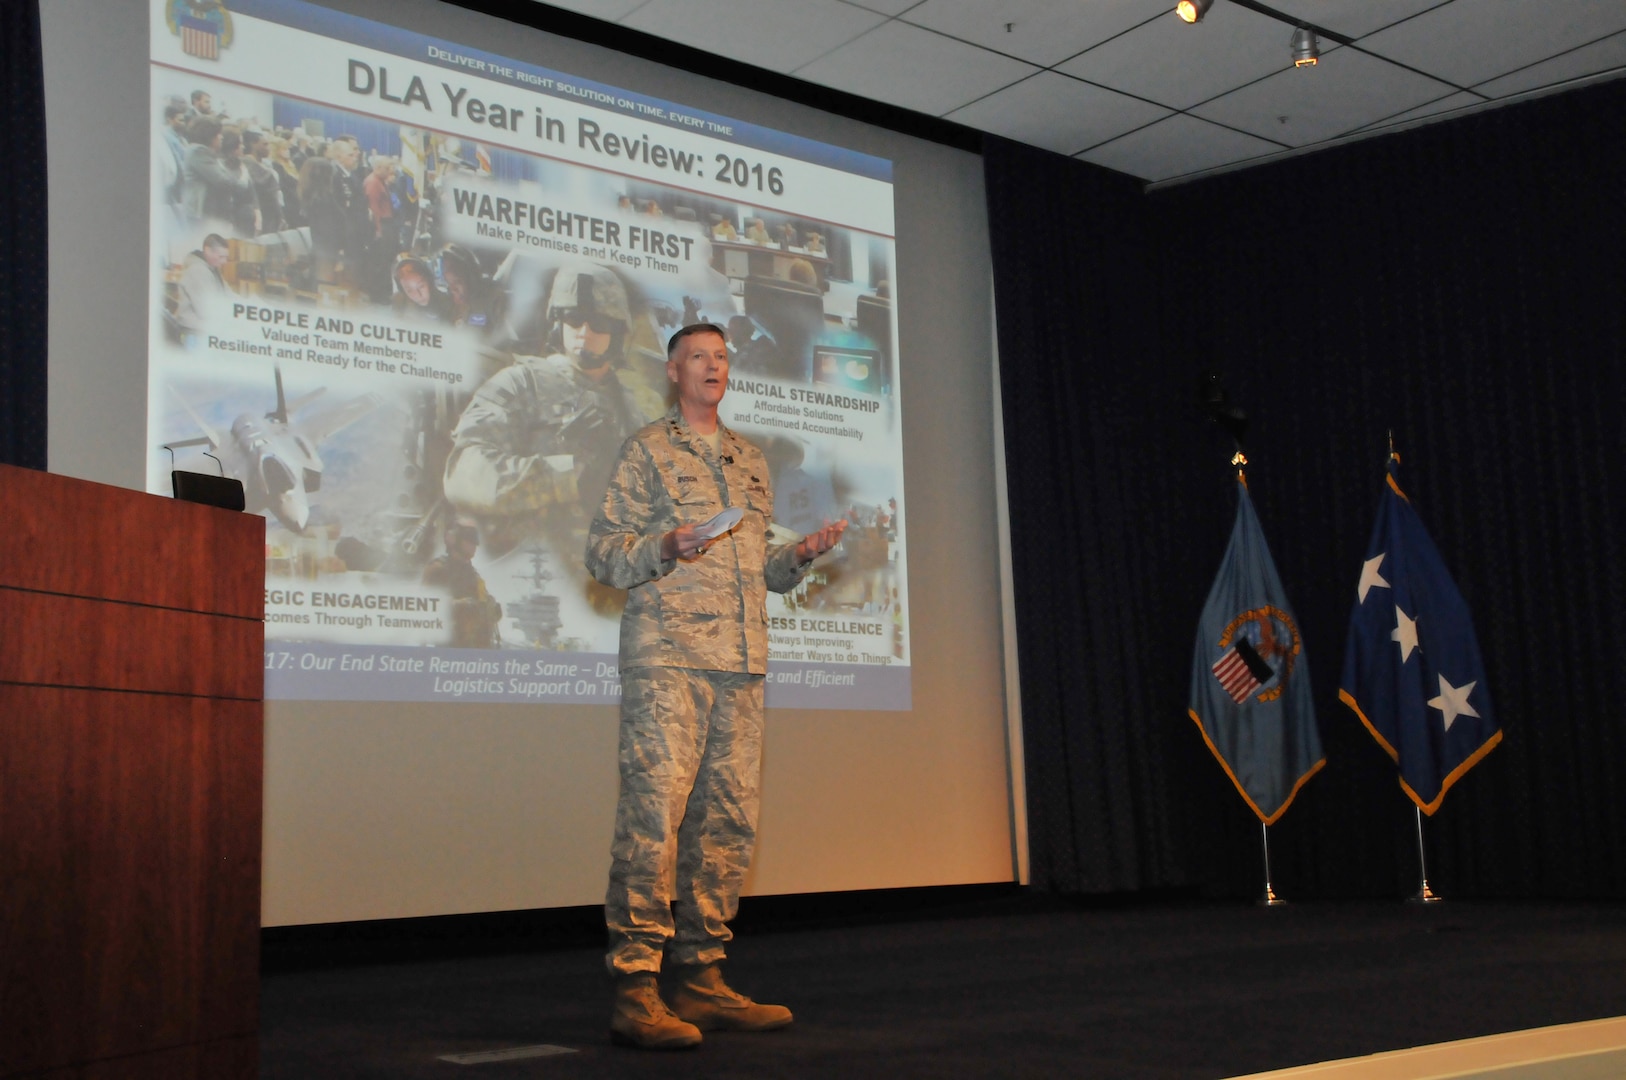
(609, 972, 703, 1049)
(668, 964, 793, 1032)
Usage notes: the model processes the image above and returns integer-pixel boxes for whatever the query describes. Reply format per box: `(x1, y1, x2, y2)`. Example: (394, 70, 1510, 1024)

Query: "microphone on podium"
(163, 444, 246, 512)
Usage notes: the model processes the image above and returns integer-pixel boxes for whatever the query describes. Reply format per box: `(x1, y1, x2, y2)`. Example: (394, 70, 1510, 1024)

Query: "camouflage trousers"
(605, 666, 766, 975)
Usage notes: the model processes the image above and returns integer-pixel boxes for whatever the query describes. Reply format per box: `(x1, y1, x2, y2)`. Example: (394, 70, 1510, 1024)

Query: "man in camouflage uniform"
(585, 323, 846, 1050)
(442, 263, 646, 553)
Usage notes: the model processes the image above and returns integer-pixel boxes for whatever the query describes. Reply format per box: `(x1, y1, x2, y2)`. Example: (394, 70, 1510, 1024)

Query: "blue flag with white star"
(1189, 477, 1325, 824)
(1339, 459, 1500, 814)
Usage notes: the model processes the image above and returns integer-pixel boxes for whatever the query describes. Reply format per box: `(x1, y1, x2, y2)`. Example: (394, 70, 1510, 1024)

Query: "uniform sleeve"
(585, 437, 673, 589)
(443, 365, 574, 515)
(764, 541, 809, 594)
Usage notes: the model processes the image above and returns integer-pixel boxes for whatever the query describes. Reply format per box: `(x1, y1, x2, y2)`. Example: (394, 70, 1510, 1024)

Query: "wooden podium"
(0, 464, 263, 1079)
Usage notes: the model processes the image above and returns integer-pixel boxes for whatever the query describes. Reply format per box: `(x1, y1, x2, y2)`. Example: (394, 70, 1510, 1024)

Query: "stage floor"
(1234, 1015, 1626, 1079)
(261, 898, 1626, 1078)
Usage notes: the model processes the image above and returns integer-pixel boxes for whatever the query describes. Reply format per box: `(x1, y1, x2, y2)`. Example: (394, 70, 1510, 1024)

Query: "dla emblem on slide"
(1211, 605, 1302, 704)
(167, 0, 235, 60)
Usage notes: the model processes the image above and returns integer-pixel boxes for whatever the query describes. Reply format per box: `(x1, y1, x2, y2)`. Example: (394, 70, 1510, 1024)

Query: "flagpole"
(1409, 807, 1442, 903)
(1390, 434, 1439, 904)
(1390, 432, 1439, 904)
(1260, 822, 1285, 906)
(1240, 446, 1284, 907)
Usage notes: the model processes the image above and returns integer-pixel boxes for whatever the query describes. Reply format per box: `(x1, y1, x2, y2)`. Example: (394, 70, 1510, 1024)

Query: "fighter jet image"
(165, 366, 382, 533)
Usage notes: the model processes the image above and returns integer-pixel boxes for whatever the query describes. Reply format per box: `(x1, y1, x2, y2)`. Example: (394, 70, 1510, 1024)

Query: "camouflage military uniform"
(586, 407, 808, 975)
(442, 353, 643, 545)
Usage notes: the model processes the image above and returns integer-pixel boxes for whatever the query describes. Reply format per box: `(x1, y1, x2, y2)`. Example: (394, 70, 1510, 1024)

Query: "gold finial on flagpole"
(1384, 431, 1410, 500)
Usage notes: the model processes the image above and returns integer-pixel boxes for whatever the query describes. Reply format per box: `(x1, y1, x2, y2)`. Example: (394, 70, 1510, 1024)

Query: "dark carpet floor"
(261, 897, 1626, 1079)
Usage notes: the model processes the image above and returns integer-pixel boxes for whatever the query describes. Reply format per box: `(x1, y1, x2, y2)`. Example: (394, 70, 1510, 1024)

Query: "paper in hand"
(692, 506, 744, 541)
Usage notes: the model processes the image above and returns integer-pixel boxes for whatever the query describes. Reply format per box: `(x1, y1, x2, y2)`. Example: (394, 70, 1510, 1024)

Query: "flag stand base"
(1408, 810, 1442, 903)
(1258, 822, 1286, 906)
(1408, 878, 1443, 904)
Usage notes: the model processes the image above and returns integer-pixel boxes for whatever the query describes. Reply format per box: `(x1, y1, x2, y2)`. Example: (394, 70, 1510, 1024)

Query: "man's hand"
(795, 519, 847, 565)
(661, 523, 709, 561)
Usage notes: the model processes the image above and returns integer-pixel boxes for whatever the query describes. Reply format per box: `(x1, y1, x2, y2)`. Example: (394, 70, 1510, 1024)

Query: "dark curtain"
(987, 77, 1626, 900)
(1, 0, 46, 470)
(985, 138, 1194, 893)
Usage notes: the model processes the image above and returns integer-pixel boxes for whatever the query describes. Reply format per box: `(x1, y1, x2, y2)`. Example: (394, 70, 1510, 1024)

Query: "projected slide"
(148, 0, 909, 708)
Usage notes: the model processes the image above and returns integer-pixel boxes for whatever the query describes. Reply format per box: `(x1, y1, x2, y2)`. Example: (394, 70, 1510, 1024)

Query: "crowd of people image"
(158, 88, 432, 307)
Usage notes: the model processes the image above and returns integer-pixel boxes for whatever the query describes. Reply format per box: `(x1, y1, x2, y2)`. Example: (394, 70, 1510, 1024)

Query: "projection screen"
(43, 0, 1018, 926)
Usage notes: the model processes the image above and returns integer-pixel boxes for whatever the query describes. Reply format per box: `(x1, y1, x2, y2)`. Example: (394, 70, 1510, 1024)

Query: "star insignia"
(1427, 675, 1480, 732)
(1358, 554, 1390, 603)
(1391, 606, 1420, 663)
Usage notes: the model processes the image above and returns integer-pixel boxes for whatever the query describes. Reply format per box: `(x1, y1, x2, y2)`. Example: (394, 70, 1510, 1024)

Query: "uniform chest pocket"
(671, 486, 722, 530)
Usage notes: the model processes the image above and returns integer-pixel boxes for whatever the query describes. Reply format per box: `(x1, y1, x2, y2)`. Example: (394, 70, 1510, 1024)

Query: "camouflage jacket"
(586, 407, 808, 674)
(443, 353, 642, 520)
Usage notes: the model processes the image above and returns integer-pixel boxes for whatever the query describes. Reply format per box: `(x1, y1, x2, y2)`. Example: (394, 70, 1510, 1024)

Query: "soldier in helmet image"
(442, 261, 650, 555)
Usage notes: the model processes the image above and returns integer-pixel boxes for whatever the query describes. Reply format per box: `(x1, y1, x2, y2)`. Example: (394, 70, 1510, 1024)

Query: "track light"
(1176, 0, 1213, 24)
(1291, 26, 1319, 66)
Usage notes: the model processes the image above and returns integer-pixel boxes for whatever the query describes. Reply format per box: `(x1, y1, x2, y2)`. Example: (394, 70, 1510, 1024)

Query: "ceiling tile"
(528, 0, 650, 21)
(1473, 32, 1626, 97)
(902, 0, 1168, 68)
(1359, 0, 1626, 89)
(1060, 2, 1299, 111)
(1261, 0, 1447, 40)
(838, 0, 924, 15)
(1078, 112, 1284, 181)
(794, 19, 1040, 114)
(1191, 44, 1457, 146)
(947, 71, 1171, 155)
(621, 0, 886, 72)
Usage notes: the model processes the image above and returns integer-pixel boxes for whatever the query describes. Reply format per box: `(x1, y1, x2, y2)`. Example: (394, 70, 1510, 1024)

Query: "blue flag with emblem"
(1339, 458, 1500, 814)
(1189, 475, 1325, 824)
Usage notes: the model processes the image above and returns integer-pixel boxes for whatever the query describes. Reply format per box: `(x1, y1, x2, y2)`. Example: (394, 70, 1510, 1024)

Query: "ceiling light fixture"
(1176, 0, 1213, 24)
(1290, 26, 1319, 66)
